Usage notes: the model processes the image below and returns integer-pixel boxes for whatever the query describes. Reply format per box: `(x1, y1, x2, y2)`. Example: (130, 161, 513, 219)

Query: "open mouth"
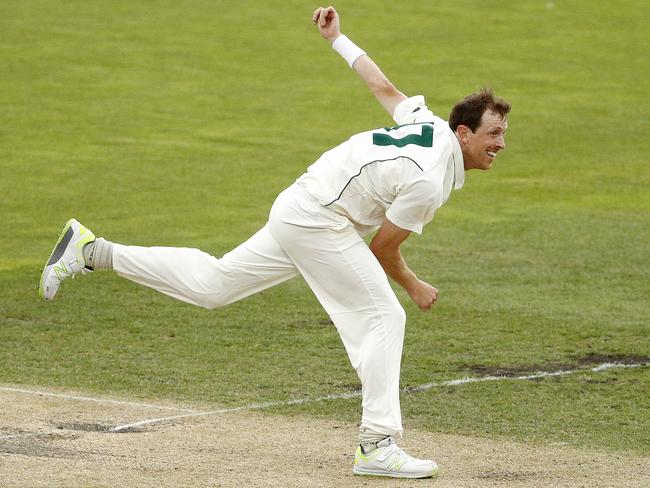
(487, 151, 497, 159)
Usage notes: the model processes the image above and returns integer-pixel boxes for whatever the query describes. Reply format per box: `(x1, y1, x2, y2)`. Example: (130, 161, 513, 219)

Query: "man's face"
(459, 110, 508, 170)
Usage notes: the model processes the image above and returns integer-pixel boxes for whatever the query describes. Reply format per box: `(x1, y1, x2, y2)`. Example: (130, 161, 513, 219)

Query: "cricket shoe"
(352, 437, 438, 479)
(39, 218, 95, 300)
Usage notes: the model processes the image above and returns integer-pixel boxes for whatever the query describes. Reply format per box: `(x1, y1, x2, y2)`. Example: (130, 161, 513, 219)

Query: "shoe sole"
(38, 219, 76, 299)
(352, 465, 439, 479)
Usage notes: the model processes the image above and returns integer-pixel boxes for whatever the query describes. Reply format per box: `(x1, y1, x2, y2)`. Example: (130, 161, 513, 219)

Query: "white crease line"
(0, 386, 198, 413)
(0, 432, 56, 441)
(110, 361, 647, 432)
(0, 430, 66, 441)
(404, 362, 645, 392)
(110, 391, 364, 432)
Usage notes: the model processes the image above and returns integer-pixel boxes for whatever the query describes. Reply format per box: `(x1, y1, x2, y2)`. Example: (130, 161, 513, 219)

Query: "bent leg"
(113, 224, 299, 309)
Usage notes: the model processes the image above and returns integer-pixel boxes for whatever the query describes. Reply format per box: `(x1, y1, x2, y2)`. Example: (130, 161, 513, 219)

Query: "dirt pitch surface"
(1, 387, 648, 488)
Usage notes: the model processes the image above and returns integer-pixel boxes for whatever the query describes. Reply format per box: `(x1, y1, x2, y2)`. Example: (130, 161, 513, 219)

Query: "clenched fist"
(313, 6, 341, 42)
(408, 279, 440, 312)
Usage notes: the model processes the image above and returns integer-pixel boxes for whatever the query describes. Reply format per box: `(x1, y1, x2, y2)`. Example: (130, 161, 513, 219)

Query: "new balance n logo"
(53, 262, 68, 281)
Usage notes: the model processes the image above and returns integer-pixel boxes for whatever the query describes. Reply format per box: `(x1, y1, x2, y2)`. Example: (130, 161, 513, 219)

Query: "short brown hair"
(448, 88, 511, 132)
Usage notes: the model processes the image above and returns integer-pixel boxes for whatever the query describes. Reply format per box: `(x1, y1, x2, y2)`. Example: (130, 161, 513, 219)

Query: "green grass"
(1, 0, 649, 454)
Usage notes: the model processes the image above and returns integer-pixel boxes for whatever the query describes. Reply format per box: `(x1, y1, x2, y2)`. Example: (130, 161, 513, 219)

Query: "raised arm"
(313, 6, 407, 118)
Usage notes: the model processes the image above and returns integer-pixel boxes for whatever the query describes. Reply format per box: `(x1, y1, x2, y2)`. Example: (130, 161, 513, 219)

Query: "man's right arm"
(369, 218, 440, 312)
(313, 6, 407, 118)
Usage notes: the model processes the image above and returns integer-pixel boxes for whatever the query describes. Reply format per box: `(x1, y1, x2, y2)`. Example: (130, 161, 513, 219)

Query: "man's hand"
(407, 279, 440, 312)
(313, 6, 341, 43)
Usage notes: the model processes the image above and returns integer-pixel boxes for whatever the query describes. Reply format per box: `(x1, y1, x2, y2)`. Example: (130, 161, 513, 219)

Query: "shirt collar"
(451, 132, 465, 190)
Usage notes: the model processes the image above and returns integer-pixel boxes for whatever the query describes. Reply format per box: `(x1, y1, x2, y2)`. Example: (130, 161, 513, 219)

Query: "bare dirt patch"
(0, 387, 648, 488)
(465, 353, 650, 377)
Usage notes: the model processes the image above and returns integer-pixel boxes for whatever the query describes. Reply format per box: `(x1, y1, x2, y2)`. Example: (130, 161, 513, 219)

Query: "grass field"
(1, 0, 649, 467)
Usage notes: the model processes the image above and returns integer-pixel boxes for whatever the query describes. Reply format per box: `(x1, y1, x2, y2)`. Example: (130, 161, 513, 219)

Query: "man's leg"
(267, 186, 437, 478)
(112, 224, 299, 308)
(268, 185, 404, 437)
(269, 218, 405, 436)
(40, 219, 299, 308)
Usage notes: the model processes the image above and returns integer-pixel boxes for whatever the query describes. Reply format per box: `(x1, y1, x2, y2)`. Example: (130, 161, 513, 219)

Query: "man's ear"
(455, 125, 473, 145)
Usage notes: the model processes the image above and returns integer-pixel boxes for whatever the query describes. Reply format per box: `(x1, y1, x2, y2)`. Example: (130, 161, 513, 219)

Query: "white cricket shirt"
(297, 96, 465, 235)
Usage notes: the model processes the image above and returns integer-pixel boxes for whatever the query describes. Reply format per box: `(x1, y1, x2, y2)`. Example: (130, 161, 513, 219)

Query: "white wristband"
(332, 35, 366, 68)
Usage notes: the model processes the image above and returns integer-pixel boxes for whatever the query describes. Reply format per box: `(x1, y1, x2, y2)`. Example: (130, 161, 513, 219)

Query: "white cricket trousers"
(113, 184, 405, 437)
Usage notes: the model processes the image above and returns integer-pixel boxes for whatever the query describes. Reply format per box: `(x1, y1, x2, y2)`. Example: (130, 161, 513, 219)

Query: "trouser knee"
(384, 303, 406, 342)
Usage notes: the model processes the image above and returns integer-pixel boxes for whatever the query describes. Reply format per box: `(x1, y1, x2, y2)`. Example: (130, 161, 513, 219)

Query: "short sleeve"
(392, 95, 436, 126)
(385, 179, 443, 234)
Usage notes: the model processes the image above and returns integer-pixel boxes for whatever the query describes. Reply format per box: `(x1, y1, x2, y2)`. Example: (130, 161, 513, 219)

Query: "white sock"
(359, 426, 389, 453)
(83, 237, 114, 270)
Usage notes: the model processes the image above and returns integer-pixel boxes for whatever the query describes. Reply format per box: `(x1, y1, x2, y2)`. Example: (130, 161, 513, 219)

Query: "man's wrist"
(327, 33, 342, 45)
(332, 34, 366, 68)
(404, 276, 421, 296)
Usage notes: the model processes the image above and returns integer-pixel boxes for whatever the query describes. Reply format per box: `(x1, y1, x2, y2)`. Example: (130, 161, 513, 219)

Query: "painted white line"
(110, 391, 365, 432)
(111, 404, 272, 432)
(0, 432, 55, 441)
(0, 433, 35, 440)
(0, 386, 198, 413)
(404, 362, 645, 392)
(110, 361, 647, 432)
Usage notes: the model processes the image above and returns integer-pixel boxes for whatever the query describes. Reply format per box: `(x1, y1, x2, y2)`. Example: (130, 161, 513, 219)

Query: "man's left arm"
(369, 218, 439, 312)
